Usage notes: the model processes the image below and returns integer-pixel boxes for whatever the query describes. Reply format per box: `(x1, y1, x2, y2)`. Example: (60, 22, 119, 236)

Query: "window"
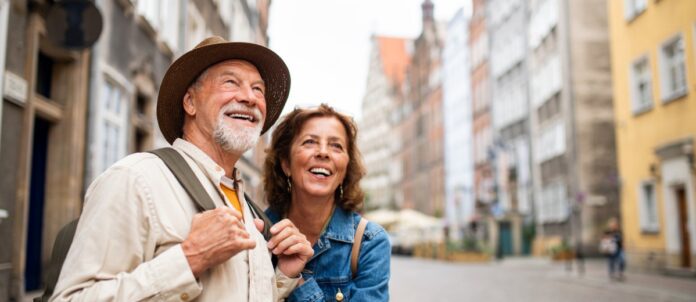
(630, 55, 653, 113)
(624, 0, 646, 21)
(100, 80, 128, 172)
(659, 34, 687, 101)
(638, 181, 659, 233)
(535, 181, 568, 223)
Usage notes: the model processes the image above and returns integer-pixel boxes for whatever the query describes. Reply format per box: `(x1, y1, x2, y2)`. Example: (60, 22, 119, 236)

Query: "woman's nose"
(315, 144, 329, 158)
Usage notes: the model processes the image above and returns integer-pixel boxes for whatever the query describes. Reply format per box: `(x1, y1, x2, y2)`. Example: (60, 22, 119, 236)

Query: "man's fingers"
(237, 237, 257, 250)
(254, 218, 265, 233)
(218, 206, 244, 220)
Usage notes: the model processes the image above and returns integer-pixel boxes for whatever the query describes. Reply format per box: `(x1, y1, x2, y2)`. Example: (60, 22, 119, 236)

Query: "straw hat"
(157, 36, 291, 144)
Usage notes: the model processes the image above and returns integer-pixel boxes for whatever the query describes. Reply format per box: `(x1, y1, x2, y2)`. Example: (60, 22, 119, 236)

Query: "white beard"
(213, 104, 264, 154)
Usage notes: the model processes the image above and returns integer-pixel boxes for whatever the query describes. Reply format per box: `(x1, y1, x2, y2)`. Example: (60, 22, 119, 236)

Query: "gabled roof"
(376, 36, 411, 86)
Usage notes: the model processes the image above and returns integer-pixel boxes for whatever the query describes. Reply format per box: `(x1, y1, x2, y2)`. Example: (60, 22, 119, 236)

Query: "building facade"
(359, 35, 410, 211)
(1, 0, 94, 297)
(610, 0, 696, 272)
(527, 0, 617, 256)
(398, 0, 445, 217)
(469, 0, 494, 248)
(487, 0, 533, 256)
(442, 8, 473, 241)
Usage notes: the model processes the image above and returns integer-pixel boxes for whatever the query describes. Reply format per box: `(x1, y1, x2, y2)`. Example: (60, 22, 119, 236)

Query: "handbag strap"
(351, 217, 368, 279)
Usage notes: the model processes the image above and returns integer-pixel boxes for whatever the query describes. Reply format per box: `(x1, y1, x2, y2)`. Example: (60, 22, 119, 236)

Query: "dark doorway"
(499, 222, 513, 257)
(675, 186, 691, 268)
(25, 117, 51, 291)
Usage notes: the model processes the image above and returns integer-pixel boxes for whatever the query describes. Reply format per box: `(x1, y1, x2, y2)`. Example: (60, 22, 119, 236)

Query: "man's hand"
(182, 207, 256, 278)
(267, 219, 314, 278)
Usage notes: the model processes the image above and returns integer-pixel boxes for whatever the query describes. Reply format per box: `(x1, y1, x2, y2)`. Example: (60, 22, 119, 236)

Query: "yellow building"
(609, 0, 696, 272)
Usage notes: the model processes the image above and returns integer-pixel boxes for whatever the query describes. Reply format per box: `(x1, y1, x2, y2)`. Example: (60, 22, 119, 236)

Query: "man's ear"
(183, 90, 196, 116)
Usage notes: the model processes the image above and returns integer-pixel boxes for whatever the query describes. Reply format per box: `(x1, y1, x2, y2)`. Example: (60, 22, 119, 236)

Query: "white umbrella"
(365, 208, 399, 228)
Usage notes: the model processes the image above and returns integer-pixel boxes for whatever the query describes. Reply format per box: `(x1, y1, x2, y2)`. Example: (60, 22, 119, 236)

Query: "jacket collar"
(267, 206, 356, 244)
(323, 207, 355, 243)
(267, 206, 356, 262)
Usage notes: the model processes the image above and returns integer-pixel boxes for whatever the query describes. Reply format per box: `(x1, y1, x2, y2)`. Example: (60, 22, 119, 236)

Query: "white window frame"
(638, 180, 660, 233)
(99, 78, 129, 172)
(658, 33, 688, 103)
(186, 4, 207, 51)
(624, 0, 646, 21)
(629, 54, 653, 114)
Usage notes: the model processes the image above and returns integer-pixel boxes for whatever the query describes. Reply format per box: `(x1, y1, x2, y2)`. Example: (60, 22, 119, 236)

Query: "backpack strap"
(244, 192, 272, 241)
(350, 217, 368, 279)
(37, 219, 80, 302)
(150, 148, 273, 241)
(149, 148, 216, 211)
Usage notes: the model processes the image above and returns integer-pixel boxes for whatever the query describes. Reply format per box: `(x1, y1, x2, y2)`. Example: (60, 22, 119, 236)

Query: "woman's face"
(282, 116, 350, 200)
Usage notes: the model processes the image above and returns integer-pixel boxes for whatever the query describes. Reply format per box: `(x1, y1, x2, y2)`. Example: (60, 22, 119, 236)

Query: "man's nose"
(236, 84, 258, 106)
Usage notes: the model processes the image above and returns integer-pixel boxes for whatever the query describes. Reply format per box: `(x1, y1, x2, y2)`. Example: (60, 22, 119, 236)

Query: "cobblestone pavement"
(389, 256, 696, 302)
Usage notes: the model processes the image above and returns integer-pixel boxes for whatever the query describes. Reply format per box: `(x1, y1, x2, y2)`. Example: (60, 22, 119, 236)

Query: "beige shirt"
(51, 139, 298, 302)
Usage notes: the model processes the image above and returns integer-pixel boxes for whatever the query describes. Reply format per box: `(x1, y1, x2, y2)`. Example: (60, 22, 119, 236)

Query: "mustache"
(218, 103, 264, 123)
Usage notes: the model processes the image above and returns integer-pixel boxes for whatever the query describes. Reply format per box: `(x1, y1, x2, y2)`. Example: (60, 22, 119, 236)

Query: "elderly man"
(51, 37, 313, 301)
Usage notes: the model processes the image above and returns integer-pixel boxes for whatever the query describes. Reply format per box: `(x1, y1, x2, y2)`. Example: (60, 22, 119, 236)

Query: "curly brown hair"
(263, 104, 366, 216)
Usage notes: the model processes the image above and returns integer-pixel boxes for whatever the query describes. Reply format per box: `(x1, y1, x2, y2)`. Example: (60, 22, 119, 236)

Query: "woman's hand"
(267, 219, 314, 278)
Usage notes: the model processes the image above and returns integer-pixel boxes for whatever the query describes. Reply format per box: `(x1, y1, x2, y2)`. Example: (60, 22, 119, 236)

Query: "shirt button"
(277, 281, 283, 287)
(180, 293, 189, 301)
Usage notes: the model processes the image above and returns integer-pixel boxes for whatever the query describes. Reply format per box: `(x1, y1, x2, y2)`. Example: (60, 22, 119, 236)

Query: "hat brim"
(157, 42, 290, 144)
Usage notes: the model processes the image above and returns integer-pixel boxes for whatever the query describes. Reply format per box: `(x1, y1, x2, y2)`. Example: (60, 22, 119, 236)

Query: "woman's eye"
(331, 143, 344, 150)
(302, 139, 316, 145)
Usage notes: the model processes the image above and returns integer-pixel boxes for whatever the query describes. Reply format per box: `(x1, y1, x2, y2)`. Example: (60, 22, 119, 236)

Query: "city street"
(390, 256, 696, 302)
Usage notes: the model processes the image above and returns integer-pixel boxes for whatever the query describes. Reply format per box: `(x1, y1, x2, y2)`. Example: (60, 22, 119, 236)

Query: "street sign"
(3, 71, 27, 104)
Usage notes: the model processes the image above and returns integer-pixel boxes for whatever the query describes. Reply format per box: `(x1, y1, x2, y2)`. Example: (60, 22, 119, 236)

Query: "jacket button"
(335, 288, 344, 301)
(180, 293, 189, 301)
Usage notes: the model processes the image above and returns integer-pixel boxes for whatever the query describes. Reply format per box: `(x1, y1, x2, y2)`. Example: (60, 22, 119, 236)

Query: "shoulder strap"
(150, 148, 274, 241)
(149, 148, 216, 211)
(244, 192, 272, 241)
(351, 217, 368, 279)
(38, 219, 80, 302)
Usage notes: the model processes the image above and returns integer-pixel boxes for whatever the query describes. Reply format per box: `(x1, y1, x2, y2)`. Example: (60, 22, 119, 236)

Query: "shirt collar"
(172, 138, 242, 185)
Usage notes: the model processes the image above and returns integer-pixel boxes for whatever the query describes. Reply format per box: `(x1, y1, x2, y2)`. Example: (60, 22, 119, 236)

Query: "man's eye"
(253, 86, 265, 94)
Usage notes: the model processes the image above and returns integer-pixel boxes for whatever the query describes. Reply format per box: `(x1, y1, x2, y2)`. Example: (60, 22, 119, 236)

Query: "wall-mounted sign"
(46, 0, 103, 49)
(3, 71, 27, 104)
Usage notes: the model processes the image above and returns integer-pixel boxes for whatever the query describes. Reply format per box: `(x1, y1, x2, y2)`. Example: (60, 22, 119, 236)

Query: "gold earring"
(339, 185, 344, 200)
(286, 177, 292, 192)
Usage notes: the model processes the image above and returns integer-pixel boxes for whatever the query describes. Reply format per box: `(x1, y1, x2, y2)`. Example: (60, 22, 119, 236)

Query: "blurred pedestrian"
(601, 217, 625, 281)
(264, 104, 391, 301)
(51, 36, 313, 301)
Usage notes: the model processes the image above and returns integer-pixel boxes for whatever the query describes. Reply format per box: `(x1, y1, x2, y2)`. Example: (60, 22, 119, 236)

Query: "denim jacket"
(266, 207, 391, 302)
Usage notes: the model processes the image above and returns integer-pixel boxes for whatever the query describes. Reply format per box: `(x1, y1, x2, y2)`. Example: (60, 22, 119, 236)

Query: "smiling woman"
(263, 104, 391, 302)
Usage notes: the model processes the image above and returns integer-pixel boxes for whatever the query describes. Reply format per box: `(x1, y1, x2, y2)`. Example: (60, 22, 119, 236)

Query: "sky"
(268, 0, 471, 121)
